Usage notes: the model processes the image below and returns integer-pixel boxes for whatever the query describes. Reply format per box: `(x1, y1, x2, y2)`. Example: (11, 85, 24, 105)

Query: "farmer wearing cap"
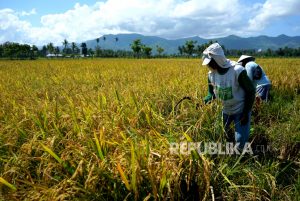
(237, 55, 271, 102)
(202, 43, 255, 150)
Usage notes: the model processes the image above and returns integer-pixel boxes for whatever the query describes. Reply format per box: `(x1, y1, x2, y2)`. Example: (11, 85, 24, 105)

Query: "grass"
(0, 58, 299, 200)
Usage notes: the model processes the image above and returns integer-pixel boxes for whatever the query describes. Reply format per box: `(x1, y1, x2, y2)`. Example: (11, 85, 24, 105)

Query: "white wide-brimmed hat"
(237, 55, 255, 63)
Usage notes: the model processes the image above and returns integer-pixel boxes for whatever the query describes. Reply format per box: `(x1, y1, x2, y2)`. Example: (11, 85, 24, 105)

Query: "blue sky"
(1, 0, 300, 45)
(0, 0, 101, 26)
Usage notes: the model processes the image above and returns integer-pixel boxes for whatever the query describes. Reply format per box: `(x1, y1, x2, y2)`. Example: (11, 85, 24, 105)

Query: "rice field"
(0, 58, 299, 200)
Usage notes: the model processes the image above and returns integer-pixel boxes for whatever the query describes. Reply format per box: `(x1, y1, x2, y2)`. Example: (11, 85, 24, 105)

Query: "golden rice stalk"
(93, 130, 104, 160)
(0, 177, 17, 191)
(40, 143, 75, 175)
(40, 143, 63, 164)
(131, 142, 138, 197)
(117, 163, 131, 191)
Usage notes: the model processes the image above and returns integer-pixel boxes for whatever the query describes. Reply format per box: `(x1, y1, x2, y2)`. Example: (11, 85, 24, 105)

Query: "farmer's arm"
(204, 77, 215, 104)
(245, 63, 254, 81)
(238, 70, 255, 114)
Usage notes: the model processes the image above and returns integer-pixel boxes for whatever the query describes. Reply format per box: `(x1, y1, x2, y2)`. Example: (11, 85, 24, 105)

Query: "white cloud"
(37, 0, 244, 42)
(0, 0, 299, 46)
(248, 0, 300, 31)
(19, 8, 36, 16)
(0, 9, 32, 43)
(0, 8, 61, 45)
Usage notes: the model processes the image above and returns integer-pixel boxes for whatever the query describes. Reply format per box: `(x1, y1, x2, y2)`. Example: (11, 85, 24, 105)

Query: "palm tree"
(96, 38, 100, 57)
(46, 42, 54, 54)
(71, 42, 77, 57)
(62, 39, 68, 54)
(103, 36, 106, 42)
(96, 38, 100, 47)
(54, 46, 60, 55)
(114, 37, 119, 52)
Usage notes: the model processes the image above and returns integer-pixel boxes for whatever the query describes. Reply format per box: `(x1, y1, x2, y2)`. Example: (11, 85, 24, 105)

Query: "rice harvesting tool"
(174, 96, 202, 114)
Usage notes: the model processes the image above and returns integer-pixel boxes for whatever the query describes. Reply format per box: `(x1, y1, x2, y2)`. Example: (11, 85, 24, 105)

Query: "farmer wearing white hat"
(237, 55, 271, 101)
(202, 43, 255, 150)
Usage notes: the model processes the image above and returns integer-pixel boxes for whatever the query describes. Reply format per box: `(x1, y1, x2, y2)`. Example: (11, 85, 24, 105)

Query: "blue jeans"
(223, 112, 251, 150)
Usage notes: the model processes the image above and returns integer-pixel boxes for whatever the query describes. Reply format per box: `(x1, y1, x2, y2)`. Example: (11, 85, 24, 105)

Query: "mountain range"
(84, 33, 300, 54)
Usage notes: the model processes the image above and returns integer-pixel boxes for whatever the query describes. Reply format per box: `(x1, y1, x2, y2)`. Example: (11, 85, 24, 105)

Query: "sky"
(0, 0, 300, 46)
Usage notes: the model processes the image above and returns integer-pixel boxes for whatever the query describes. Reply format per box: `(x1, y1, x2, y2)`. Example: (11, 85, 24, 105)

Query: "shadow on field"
(249, 134, 300, 190)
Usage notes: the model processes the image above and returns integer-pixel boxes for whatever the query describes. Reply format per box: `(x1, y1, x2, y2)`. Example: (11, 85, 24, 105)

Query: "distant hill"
(84, 33, 300, 55)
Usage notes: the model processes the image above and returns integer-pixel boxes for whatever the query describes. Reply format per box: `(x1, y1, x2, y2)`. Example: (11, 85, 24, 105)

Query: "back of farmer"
(202, 43, 255, 151)
(238, 55, 271, 101)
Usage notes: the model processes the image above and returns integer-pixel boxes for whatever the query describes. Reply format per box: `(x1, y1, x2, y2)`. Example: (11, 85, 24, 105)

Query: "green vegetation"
(130, 39, 153, 58)
(1, 38, 300, 60)
(0, 58, 299, 200)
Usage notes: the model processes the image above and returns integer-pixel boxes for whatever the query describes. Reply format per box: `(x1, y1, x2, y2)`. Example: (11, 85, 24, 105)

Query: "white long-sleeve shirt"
(245, 61, 271, 87)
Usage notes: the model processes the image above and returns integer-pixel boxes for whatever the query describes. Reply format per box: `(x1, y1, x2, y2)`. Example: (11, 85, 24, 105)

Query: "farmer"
(237, 55, 271, 102)
(202, 43, 255, 151)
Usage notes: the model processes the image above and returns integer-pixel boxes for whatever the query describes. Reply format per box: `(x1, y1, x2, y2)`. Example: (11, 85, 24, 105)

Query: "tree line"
(0, 38, 300, 59)
(177, 40, 300, 57)
(0, 37, 162, 59)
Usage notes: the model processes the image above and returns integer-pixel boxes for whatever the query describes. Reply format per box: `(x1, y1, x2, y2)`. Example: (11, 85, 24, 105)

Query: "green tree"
(3, 42, 15, 59)
(3, 43, 40, 59)
(114, 37, 119, 53)
(31, 45, 38, 59)
(193, 40, 217, 57)
(54, 46, 60, 55)
(71, 42, 77, 55)
(266, 48, 273, 57)
(142, 45, 152, 58)
(3, 42, 31, 59)
(130, 39, 142, 58)
(40, 45, 47, 57)
(81, 42, 88, 57)
(88, 48, 94, 57)
(184, 40, 197, 57)
(178, 46, 184, 56)
(96, 38, 101, 57)
(96, 38, 100, 46)
(62, 39, 69, 54)
(47, 42, 54, 54)
(0, 44, 3, 57)
(156, 45, 164, 57)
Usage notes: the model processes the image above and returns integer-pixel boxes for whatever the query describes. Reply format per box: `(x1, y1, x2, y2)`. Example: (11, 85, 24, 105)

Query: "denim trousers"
(222, 111, 251, 150)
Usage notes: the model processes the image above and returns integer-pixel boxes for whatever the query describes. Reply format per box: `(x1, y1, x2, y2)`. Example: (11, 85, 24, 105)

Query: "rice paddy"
(0, 58, 299, 200)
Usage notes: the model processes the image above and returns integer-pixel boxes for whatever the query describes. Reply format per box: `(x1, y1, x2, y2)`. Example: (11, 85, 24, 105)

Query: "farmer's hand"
(255, 96, 262, 107)
(240, 113, 249, 125)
